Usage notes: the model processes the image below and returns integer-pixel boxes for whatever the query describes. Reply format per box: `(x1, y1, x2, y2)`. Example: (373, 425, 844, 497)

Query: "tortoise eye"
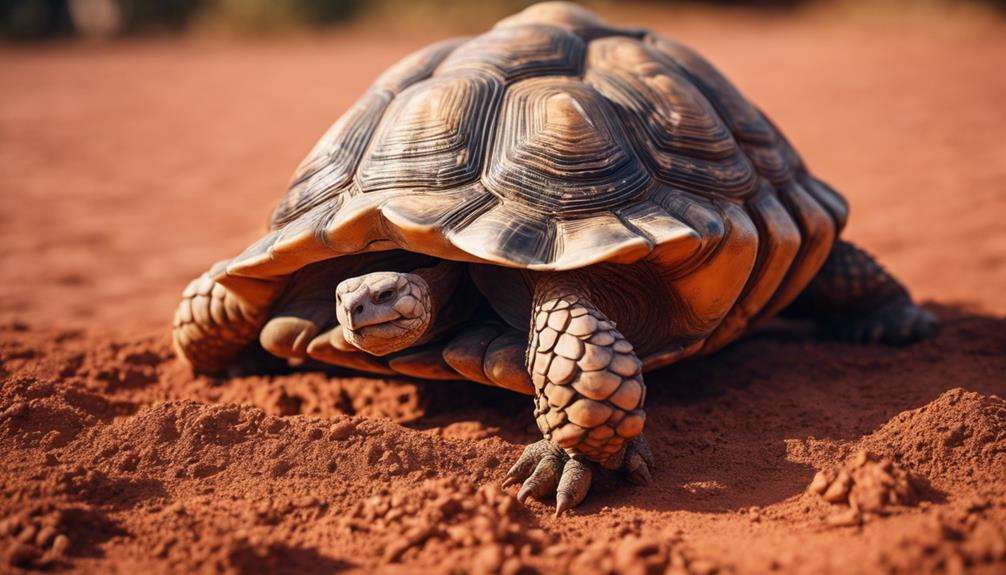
(375, 289, 395, 304)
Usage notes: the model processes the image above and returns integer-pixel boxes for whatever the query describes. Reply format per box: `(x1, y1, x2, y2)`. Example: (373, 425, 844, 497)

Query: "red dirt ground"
(2, 7, 1005, 574)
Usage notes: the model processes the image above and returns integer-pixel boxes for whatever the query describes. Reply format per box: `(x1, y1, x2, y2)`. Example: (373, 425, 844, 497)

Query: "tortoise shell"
(217, 2, 848, 356)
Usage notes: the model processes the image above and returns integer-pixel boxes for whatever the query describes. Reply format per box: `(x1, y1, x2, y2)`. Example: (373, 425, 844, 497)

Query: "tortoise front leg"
(503, 282, 652, 515)
(173, 260, 272, 374)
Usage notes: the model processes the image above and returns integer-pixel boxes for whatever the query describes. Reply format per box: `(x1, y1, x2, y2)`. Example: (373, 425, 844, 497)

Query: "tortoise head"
(335, 271, 432, 356)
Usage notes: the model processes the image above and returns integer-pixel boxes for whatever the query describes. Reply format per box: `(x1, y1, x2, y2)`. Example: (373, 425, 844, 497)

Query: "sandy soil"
(2, 7, 1005, 574)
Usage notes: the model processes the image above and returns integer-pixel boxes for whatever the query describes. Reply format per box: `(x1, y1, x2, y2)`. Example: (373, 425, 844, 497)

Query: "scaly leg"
(503, 282, 652, 515)
(787, 240, 938, 345)
(173, 260, 270, 374)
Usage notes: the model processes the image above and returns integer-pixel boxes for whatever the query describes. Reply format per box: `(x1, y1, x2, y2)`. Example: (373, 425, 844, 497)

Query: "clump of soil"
(808, 450, 919, 525)
(567, 536, 725, 575)
(0, 510, 72, 570)
(343, 479, 725, 574)
(345, 480, 549, 567)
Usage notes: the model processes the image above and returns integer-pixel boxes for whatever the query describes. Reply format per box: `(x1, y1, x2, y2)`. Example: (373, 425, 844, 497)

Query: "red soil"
(1, 8, 1005, 574)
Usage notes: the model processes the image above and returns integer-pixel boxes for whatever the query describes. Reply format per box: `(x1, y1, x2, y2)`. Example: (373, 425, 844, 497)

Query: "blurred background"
(2, 0, 1004, 39)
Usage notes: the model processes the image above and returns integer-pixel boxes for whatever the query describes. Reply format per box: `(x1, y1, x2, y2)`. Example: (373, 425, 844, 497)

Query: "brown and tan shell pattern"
(220, 2, 848, 355)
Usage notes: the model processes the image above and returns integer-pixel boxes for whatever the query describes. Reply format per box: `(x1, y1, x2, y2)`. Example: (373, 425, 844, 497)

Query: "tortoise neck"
(411, 260, 476, 343)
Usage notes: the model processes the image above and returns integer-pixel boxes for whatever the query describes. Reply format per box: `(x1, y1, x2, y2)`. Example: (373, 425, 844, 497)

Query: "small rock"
(822, 470, 852, 503)
(499, 556, 527, 575)
(2, 400, 28, 419)
(826, 508, 862, 527)
(961, 520, 1006, 561)
(329, 420, 356, 441)
(808, 469, 835, 495)
(7, 543, 38, 568)
(34, 525, 56, 547)
(689, 558, 718, 575)
(50, 534, 71, 557)
(964, 496, 991, 512)
(17, 524, 37, 544)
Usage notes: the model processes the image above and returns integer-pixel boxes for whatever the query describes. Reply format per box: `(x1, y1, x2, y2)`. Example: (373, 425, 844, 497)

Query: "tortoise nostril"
(353, 304, 364, 315)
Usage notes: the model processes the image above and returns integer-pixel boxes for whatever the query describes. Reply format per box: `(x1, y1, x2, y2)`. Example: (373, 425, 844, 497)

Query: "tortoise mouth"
(341, 318, 420, 357)
(348, 321, 399, 340)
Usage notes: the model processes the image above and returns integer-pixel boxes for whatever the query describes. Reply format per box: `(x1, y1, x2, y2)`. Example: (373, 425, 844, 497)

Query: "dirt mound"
(11, 336, 1005, 573)
(860, 389, 1006, 487)
(806, 387, 1006, 523)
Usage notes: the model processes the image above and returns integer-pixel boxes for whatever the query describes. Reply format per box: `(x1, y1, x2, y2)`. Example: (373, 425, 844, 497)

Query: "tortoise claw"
(503, 439, 593, 516)
(516, 455, 561, 503)
(555, 458, 592, 517)
(503, 437, 653, 515)
(503, 439, 555, 488)
(622, 436, 654, 485)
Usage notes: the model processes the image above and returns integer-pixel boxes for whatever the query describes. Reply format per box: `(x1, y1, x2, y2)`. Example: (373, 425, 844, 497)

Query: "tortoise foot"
(829, 300, 938, 346)
(503, 439, 592, 516)
(173, 261, 266, 374)
(502, 436, 653, 516)
(621, 436, 654, 486)
(793, 240, 938, 347)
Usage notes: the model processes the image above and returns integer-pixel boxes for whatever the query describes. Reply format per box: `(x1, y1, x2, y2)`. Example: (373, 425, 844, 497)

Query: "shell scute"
(588, 50, 759, 199)
(801, 174, 849, 232)
(447, 201, 555, 267)
(484, 76, 651, 217)
(357, 73, 503, 192)
(758, 181, 837, 319)
(271, 90, 391, 229)
(701, 181, 800, 352)
(645, 33, 775, 146)
(372, 37, 467, 94)
(553, 213, 652, 268)
(586, 36, 745, 163)
(436, 24, 585, 83)
(616, 200, 702, 264)
(493, 1, 645, 40)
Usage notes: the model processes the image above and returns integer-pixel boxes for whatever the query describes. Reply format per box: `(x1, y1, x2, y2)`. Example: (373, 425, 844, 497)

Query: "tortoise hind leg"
(787, 240, 938, 345)
(173, 260, 269, 374)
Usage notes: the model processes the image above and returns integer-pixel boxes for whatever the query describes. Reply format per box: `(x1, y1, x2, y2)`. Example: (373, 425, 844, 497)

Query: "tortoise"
(172, 2, 938, 514)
